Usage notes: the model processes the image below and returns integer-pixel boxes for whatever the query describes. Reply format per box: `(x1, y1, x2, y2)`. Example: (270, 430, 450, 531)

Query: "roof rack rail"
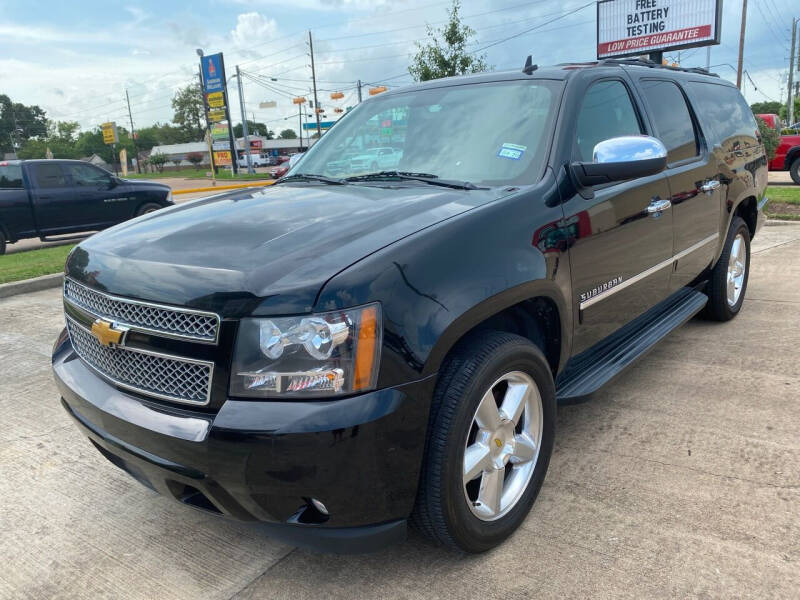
(598, 57, 719, 77)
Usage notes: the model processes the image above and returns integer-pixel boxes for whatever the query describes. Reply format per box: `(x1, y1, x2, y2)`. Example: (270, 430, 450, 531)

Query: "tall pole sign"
(200, 52, 238, 174)
(597, 0, 722, 62)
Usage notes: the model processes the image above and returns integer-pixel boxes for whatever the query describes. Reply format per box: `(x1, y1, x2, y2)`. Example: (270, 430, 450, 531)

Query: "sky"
(0, 0, 796, 136)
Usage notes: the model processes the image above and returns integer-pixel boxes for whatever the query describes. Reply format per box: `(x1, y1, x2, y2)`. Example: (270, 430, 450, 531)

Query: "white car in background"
(237, 154, 269, 168)
(348, 147, 401, 172)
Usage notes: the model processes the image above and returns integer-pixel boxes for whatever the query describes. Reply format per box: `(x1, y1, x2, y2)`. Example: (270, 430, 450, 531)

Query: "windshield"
(295, 79, 561, 186)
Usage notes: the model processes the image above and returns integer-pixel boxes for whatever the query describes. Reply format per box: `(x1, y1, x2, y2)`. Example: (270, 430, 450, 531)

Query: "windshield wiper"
(345, 170, 482, 190)
(275, 173, 348, 185)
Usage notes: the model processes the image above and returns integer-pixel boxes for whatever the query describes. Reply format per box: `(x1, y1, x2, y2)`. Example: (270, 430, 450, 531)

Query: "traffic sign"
(101, 122, 118, 145)
(302, 121, 336, 130)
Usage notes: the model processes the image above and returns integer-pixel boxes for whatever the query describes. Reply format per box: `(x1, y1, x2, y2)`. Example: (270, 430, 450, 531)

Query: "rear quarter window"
(0, 163, 24, 189)
(687, 82, 758, 149)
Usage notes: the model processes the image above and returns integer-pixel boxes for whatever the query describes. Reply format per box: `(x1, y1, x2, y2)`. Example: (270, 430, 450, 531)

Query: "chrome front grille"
(66, 317, 213, 405)
(64, 278, 219, 343)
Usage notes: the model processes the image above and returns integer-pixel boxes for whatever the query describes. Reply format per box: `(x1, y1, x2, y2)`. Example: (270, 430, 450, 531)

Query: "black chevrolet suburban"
(0, 159, 172, 254)
(52, 59, 767, 553)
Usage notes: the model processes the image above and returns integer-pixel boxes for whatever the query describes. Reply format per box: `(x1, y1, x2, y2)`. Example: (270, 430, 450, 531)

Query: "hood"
(119, 178, 170, 190)
(67, 182, 504, 316)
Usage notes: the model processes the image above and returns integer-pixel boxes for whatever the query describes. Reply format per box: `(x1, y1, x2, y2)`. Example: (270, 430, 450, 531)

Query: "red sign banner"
(598, 24, 711, 57)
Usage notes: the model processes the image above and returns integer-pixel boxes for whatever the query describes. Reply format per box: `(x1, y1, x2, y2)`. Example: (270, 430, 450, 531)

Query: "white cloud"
(231, 12, 279, 49)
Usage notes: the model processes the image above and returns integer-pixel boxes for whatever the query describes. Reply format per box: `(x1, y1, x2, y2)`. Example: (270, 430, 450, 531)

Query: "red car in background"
(756, 113, 800, 184)
(270, 164, 289, 179)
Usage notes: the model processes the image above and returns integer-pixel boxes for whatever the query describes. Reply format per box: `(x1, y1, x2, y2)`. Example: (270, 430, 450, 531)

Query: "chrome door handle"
(647, 198, 672, 213)
(701, 180, 721, 193)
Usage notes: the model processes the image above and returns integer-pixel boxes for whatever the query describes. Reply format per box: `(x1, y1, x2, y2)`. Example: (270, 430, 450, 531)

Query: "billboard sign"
(206, 91, 225, 109)
(208, 109, 226, 123)
(597, 0, 721, 59)
(210, 122, 229, 141)
(214, 150, 232, 165)
(201, 53, 225, 93)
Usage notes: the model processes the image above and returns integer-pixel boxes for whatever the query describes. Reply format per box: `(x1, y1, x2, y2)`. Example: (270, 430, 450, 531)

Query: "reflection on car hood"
(66, 182, 504, 316)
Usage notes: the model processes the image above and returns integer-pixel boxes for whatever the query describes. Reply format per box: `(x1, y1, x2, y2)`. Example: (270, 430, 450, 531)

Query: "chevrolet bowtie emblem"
(91, 319, 125, 347)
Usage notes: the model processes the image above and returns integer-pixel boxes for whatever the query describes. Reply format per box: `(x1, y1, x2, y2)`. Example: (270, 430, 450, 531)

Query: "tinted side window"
(0, 164, 23, 188)
(31, 163, 68, 189)
(640, 80, 699, 163)
(67, 163, 111, 186)
(575, 80, 642, 161)
(687, 82, 758, 147)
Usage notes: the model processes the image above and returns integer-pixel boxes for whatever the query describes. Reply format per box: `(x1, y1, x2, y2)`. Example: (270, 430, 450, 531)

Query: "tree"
(279, 128, 297, 139)
(750, 101, 782, 116)
(186, 152, 204, 169)
(756, 116, 780, 161)
(233, 120, 274, 139)
(409, 0, 489, 82)
(0, 94, 49, 155)
(171, 83, 205, 141)
(148, 153, 168, 173)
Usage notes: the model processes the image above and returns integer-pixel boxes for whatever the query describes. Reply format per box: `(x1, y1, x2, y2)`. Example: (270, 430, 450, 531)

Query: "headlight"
(229, 303, 382, 398)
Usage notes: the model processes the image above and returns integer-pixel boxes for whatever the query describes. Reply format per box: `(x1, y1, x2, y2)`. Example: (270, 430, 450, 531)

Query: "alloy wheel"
(726, 232, 746, 307)
(462, 371, 543, 521)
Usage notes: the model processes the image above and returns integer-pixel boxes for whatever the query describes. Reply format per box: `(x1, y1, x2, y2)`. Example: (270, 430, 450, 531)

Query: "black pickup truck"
(0, 159, 172, 254)
(52, 59, 767, 553)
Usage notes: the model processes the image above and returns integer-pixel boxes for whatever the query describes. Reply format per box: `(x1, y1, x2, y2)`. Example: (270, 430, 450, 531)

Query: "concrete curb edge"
(0, 272, 63, 299)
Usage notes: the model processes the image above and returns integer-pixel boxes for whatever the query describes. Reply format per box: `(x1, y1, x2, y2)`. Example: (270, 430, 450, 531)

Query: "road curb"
(0, 272, 63, 299)
(765, 219, 800, 227)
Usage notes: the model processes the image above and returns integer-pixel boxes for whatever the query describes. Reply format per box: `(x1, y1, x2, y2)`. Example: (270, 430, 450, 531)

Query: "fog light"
(310, 498, 329, 515)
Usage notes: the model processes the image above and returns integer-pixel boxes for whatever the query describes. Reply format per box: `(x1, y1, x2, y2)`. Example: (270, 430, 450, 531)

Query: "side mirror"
(570, 135, 667, 187)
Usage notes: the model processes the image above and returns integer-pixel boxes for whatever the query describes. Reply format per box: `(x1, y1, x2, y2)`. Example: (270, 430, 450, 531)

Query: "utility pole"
(789, 18, 797, 126)
(236, 65, 254, 174)
(736, 0, 748, 89)
(298, 103, 304, 150)
(308, 31, 322, 138)
(125, 89, 141, 174)
(357, 79, 363, 103)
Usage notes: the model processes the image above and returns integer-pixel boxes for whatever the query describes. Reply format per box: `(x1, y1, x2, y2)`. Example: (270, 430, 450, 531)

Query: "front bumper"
(52, 329, 435, 552)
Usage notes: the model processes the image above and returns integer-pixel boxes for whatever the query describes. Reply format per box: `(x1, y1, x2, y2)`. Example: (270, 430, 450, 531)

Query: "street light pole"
(236, 65, 254, 174)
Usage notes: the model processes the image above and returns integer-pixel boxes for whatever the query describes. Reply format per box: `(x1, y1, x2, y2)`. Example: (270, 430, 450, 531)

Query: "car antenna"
(523, 55, 537, 75)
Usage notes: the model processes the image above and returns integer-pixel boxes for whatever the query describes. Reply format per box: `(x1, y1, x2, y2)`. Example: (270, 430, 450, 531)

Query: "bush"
(756, 116, 780, 162)
(148, 153, 168, 173)
(186, 152, 204, 169)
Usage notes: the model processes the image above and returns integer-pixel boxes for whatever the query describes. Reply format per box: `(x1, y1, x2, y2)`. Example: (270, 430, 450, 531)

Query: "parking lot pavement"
(1, 224, 798, 599)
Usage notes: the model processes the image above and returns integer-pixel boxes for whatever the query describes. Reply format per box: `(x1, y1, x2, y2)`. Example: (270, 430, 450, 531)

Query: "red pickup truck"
(756, 113, 800, 183)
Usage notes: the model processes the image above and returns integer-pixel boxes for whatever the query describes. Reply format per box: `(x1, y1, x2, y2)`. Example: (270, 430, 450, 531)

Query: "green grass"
(124, 169, 270, 181)
(765, 185, 800, 204)
(0, 244, 76, 284)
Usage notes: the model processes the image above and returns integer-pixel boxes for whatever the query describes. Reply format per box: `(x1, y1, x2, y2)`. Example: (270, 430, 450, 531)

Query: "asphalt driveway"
(1, 224, 798, 599)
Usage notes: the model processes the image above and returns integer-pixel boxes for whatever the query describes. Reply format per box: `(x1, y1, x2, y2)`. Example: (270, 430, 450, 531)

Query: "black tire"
(790, 157, 800, 185)
(136, 202, 162, 217)
(703, 216, 750, 321)
(0, 236, 5, 256)
(412, 331, 556, 553)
